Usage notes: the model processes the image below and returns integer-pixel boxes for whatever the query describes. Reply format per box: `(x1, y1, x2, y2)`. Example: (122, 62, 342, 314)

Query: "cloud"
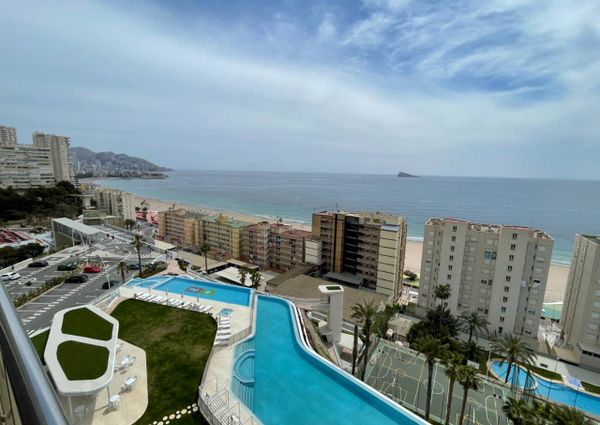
(0, 0, 599, 178)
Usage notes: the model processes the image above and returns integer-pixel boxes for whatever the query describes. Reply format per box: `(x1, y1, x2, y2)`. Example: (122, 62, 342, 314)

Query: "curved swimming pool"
(236, 296, 425, 425)
(491, 361, 600, 417)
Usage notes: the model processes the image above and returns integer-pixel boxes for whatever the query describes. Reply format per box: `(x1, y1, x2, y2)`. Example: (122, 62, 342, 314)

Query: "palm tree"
(551, 404, 594, 425)
(374, 305, 395, 338)
(351, 299, 381, 381)
(117, 261, 128, 284)
(459, 311, 490, 342)
(199, 243, 210, 272)
(491, 333, 535, 386)
(433, 284, 451, 305)
(502, 397, 532, 425)
(442, 351, 464, 425)
(457, 365, 481, 425)
(415, 336, 446, 421)
(131, 234, 144, 275)
(238, 266, 249, 285)
(249, 269, 262, 288)
(352, 324, 359, 376)
(461, 340, 481, 363)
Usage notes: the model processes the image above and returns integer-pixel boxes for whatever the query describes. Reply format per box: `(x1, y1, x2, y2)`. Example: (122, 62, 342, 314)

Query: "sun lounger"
(215, 334, 230, 341)
(219, 324, 231, 330)
(139, 293, 151, 300)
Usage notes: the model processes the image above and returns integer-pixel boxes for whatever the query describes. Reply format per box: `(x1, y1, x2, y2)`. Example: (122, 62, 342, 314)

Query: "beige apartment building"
(32, 132, 74, 183)
(92, 188, 136, 221)
(241, 221, 310, 271)
(202, 215, 250, 260)
(157, 209, 205, 249)
(559, 235, 600, 369)
(0, 132, 55, 189)
(417, 218, 553, 340)
(311, 211, 407, 298)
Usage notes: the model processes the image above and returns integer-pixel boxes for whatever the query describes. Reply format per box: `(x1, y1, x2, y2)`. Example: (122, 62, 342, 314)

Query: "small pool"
(127, 276, 251, 306)
(491, 361, 600, 417)
(234, 296, 425, 425)
(219, 308, 234, 316)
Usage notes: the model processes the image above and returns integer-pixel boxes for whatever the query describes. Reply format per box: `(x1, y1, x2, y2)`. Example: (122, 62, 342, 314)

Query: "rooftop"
(52, 217, 101, 236)
(203, 214, 252, 228)
(426, 217, 552, 239)
(581, 234, 600, 245)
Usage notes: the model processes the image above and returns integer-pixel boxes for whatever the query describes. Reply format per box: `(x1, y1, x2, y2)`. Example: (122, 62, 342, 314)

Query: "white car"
(1, 272, 21, 281)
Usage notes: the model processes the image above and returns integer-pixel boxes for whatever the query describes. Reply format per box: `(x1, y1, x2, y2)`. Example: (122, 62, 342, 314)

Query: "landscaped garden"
(111, 299, 217, 424)
(57, 341, 109, 380)
(62, 307, 114, 340)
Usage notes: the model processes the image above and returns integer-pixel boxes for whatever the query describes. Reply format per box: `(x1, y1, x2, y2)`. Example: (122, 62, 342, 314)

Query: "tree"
(351, 299, 381, 381)
(457, 365, 481, 425)
(352, 324, 359, 376)
(502, 397, 530, 425)
(117, 261, 128, 283)
(415, 336, 446, 422)
(199, 243, 210, 272)
(238, 266, 249, 285)
(131, 234, 144, 275)
(442, 352, 464, 425)
(407, 305, 459, 346)
(461, 340, 481, 363)
(373, 304, 396, 338)
(491, 333, 535, 386)
(249, 269, 262, 288)
(124, 218, 136, 230)
(433, 284, 452, 304)
(459, 311, 490, 342)
(551, 404, 594, 425)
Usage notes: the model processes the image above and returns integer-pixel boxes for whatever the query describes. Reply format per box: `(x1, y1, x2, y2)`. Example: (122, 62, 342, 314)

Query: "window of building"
(507, 265, 513, 272)
(498, 327, 503, 334)
(505, 276, 511, 282)
(501, 306, 507, 313)
(450, 246, 455, 252)
(509, 255, 514, 261)
(481, 279, 487, 284)
(448, 265, 453, 271)
(512, 233, 518, 240)
(447, 274, 452, 280)
(510, 244, 516, 251)
(500, 316, 505, 323)
(451, 235, 456, 242)
(504, 286, 510, 292)
(449, 255, 454, 261)
(452, 225, 457, 232)
(502, 296, 508, 302)
(484, 250, 497, 260)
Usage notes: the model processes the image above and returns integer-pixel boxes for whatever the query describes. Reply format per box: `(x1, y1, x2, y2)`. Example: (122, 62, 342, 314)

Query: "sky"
(1, 0, 599, 178)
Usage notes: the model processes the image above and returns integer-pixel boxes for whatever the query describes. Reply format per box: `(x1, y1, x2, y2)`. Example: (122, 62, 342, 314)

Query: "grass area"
(528, 364, 562, 381)
(57, 341, 109, 380)
(111, 299, 217, 425)
(582, 381, 600, 395)
(61, 307, 114, 341)
(31, 330, 50, 363)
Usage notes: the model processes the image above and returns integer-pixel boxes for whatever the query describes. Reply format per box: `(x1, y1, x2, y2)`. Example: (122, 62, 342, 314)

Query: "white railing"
(198, 378, 262, 425)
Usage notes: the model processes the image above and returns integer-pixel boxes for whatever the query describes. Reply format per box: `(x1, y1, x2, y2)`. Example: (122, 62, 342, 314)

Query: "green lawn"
(62, 307, 114, 341)
(31, 330, 50, 364)
(57, 341, 110, 380)
(583, 381, 600, 395)
(111, 299, 217, 425)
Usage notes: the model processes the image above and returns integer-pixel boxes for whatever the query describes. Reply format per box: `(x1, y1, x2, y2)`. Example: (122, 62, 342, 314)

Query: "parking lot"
(365, 340, 511, 425)
(2, 225, 161, 333)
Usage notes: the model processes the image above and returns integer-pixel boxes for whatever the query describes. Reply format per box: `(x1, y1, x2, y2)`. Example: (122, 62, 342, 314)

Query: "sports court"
(365, 340, 511, 425)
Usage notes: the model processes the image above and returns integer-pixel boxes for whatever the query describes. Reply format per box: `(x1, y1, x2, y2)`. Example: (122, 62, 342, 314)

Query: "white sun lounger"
(219, 324, 231, 331)
(215, 334, 230, 341)
(139, 293, 151, 300)
(200, 305, 211, 313)
(219, 318, 231, 324)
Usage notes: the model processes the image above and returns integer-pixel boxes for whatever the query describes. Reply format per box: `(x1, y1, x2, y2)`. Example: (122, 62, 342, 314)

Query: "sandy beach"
(131, 193, 569, 304)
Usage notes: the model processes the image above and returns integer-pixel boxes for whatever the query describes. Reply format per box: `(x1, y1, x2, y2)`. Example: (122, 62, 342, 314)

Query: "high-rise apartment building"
(32, 132, 74, 183)
(559, 235, 600, 368)
(92, 188, 136, 221)
(0, 125, 17, 144)
(241, 222, 310, 271)
(311, 211, 407, 298)
(417, 218, 553, 339)
(157, 209, 205, 249)
(0, 140, 55, 189)
(202, 215, 251, 260)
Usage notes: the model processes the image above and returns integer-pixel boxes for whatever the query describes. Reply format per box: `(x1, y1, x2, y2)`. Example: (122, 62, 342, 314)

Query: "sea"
(92, 170, 600, 265)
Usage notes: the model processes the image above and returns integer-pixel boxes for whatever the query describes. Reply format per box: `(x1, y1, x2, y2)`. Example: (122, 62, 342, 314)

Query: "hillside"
(71, 147, 172, 177)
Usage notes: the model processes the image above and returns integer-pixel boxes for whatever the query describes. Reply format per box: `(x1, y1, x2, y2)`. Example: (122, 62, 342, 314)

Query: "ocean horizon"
(92, 170, 600, 265)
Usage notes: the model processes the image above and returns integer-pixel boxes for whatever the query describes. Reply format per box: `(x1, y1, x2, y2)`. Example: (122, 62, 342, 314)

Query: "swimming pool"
(233, 296, 425, 425)
(491, 361, 600, 417)
(127, 276, 251, 306)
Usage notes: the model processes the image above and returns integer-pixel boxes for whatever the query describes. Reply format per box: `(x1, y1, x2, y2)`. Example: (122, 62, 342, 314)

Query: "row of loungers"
(214, 315, 231, 347)
(133, 292, 214, 314)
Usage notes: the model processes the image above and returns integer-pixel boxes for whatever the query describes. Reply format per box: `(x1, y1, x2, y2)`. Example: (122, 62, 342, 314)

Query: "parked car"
(64, 274, 88, 283)
(83, 265, 101, 273)
(1, 272, 21, 281)
(127, 263, 140, 270)
(28, 260, 49, 268)
(102, 279, 120, 290)
(57, 262, 78, 271)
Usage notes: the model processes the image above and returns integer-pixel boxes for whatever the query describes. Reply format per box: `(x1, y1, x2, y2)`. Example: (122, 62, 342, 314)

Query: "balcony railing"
(0, 284, 68, 425)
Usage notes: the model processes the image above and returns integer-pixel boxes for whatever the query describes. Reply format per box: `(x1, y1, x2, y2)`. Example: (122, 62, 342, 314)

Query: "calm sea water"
(93, 170, 600, 264)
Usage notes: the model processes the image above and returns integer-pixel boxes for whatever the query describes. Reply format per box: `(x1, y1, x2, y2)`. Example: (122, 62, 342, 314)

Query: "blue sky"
(1, 0, 599, 178)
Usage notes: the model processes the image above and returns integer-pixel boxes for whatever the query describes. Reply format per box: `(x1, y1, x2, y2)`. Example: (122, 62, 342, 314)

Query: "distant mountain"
(397, 171, 417, 177)
(70, 147, 172, 177)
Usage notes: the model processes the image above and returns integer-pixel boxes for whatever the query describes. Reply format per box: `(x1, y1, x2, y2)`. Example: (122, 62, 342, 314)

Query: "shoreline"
(99, 185, 569, 304)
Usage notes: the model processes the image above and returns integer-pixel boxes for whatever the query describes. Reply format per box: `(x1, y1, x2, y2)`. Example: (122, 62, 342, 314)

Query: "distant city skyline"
(1, 0, 599, 179)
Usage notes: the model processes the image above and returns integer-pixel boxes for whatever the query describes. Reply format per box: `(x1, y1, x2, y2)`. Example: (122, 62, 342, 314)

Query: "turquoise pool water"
(127, 276, 251, 306)
(239, 296, 424, 425)
(491, 361, 600, 417)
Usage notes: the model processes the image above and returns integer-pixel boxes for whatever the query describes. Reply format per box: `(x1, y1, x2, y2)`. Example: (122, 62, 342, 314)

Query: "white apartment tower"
(32, 132, 75, 183)
(418, 218, 553, 339)
(559, 235, 600, 369)
(0, 126, 17, 144)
